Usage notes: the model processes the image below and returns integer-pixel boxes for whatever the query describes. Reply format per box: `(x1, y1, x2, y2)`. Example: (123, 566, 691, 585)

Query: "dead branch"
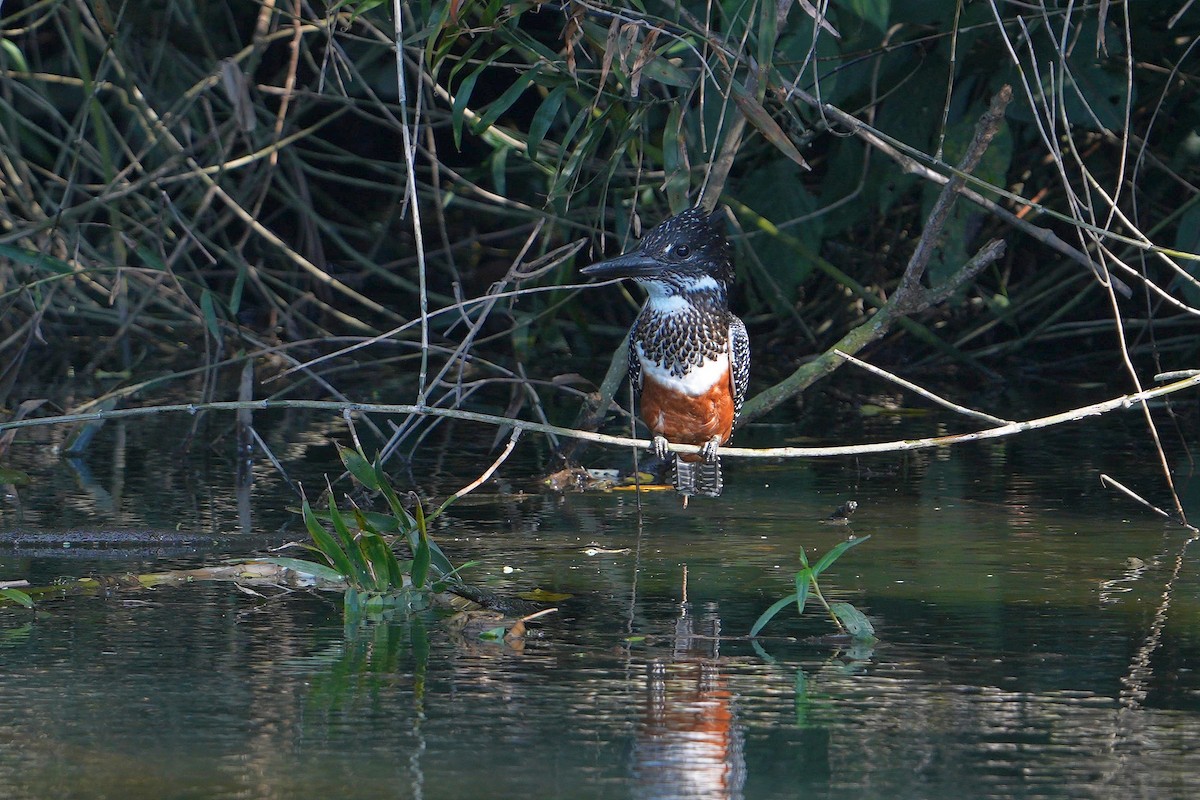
(3, 372, 1198, 461)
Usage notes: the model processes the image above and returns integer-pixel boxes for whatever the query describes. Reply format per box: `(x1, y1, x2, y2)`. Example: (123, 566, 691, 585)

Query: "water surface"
(1, 402, 1198, 799)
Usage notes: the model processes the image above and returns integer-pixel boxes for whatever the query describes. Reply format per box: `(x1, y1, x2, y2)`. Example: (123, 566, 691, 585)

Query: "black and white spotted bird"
(583, 206, 750, 498)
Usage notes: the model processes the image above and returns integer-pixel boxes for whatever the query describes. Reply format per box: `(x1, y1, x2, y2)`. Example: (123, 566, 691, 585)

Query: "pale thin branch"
(1100, 474, 1197, 532)
(4, 373, 1199, 460)
(834, 350, 1012, 426)
(439, 428, 522, 511)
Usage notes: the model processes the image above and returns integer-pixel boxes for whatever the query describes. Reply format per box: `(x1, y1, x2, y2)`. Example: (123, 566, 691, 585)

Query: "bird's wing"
(730, 314, 750, 423)
(627, 316, 643, 395)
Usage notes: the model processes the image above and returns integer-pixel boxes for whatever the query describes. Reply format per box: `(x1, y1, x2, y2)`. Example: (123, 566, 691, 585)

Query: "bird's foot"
(700, 436, 722, 463)
(652, 435, 671, 461)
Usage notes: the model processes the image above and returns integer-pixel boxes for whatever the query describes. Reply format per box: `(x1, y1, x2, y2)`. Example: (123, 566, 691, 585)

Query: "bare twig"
(437, 428, 522, 512)
(3, 372, 1198, 460)
(1100, 474, 1198, 532)
(834, 350, 1012, 426)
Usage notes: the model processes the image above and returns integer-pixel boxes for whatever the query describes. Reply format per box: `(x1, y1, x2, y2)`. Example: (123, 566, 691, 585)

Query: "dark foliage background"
(2, 0, 1198, 454)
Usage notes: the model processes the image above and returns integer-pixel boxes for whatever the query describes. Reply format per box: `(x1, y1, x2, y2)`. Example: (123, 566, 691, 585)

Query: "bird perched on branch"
(583, 206, 749, 499)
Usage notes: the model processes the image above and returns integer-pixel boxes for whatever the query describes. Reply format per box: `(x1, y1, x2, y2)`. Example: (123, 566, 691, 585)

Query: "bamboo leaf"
(133, 245, 166, 270)
(757, 0, 779, 75)
(729, 80, 809, 170)
(663, 103, 689, 209)
(452, 56, 495, 148)
(491, 145, 509, 196)
(636, 53, 693, 89)
(527, 84, 567, 156)
(474, 65, 541, 133)
(229, 265, 246, 316)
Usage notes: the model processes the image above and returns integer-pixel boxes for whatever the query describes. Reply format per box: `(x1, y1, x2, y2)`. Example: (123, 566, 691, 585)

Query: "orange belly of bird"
(639, 370, 736, 463)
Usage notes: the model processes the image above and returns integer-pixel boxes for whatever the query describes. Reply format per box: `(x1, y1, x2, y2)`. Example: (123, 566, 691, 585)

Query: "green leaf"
(0, 466, 31, 485)
(375, 456, 415, 527)
(411, 498, 431, 589)
(303, 498, 355, 581)
(662, 103, 689, 210)
(477, 626, 507, 641)
(229, 264, 246, 316)
(843, 0, 890, 32)
(0, 588, 34, 608)
(729, 80, 809, 170)
(635, 55, 693, 89)
(473, 65, 542, 134)
(359, 510, 401, 533)
(527, 84, 567, 156)
(133, 245, 167, 270)
(452, 59, 489, 148)
(742, 169, 821, 299)
(328, 496, 371, 587)
(360, 532, 399, 592)
(750, 592, 798, 637)
(491, 146, 509, 196)
(339, 445, 380, 490)
(199, 289, 222, 342)
(795, 566, 813, 614)
(0, 244, 72, 274)
(1, 38, 29, 72)
(809, 535, 870, 577)
(830, 602, 876, 641)
(757, 0, 779, 74)
(257, 557, 346, 583)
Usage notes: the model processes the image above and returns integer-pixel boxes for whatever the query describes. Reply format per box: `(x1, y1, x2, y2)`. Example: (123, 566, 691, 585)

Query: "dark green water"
(2, 403, 1200, 799)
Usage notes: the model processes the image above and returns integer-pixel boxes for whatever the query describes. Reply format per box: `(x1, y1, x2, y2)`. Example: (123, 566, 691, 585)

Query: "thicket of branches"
(2, 1, 1199, 466)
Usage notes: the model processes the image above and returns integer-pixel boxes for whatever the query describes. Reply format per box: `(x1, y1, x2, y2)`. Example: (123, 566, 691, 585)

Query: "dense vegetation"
(2, 1, 1198, 462)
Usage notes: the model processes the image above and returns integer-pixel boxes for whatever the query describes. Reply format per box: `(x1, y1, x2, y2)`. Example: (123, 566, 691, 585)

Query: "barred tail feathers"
(673, 455, 723, 498)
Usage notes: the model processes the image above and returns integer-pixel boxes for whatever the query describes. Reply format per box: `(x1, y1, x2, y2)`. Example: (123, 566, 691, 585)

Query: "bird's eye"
(674, 245, 691, 258)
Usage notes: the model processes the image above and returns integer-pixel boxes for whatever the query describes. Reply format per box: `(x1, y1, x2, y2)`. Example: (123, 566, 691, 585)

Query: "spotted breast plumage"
(583, 206, 750, 498)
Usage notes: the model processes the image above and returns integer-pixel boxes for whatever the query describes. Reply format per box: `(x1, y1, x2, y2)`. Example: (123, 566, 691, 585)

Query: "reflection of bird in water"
(583, 206, 749, 499)
(634, 607, 745, 800)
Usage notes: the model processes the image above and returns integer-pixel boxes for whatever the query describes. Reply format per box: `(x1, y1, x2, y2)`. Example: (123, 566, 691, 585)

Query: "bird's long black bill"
(581, 250, 661, 279)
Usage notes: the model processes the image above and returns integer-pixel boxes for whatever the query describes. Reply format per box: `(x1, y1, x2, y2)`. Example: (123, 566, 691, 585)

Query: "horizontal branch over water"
(4, 374, 1199, 459)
